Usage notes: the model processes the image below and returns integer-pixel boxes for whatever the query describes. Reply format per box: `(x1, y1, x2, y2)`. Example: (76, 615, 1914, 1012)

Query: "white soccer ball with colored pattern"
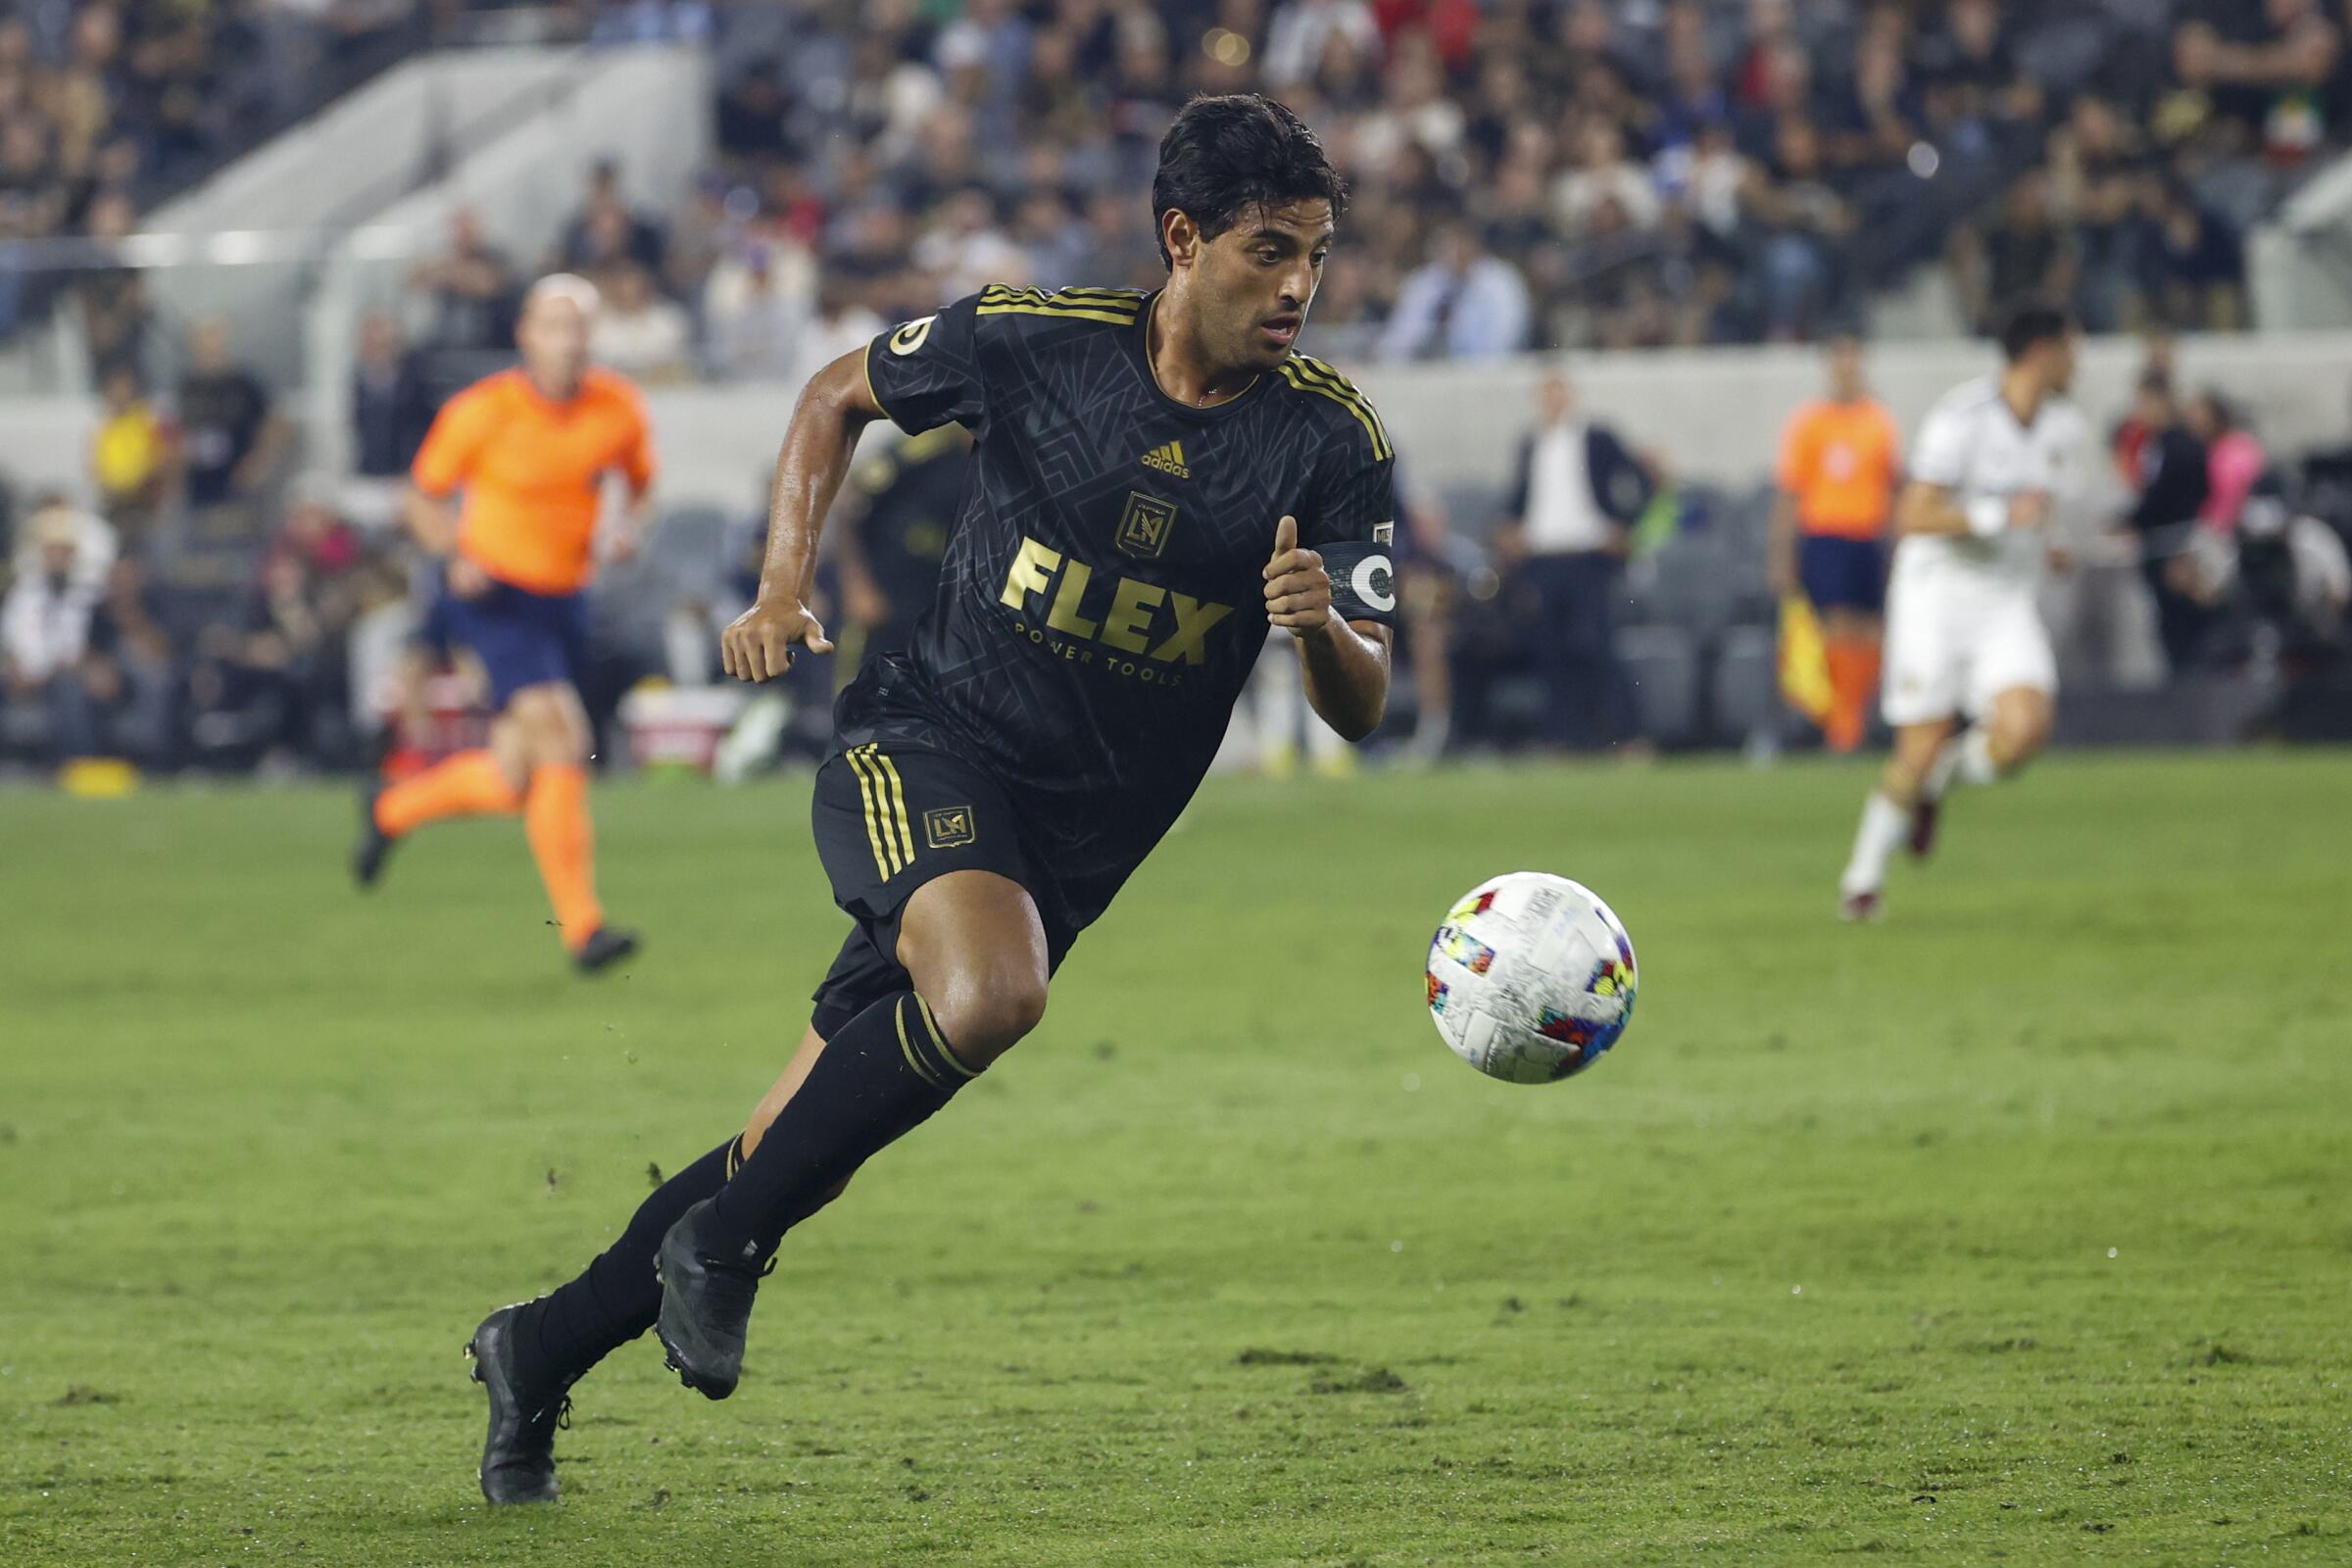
(1426, 872, 1638, 1084)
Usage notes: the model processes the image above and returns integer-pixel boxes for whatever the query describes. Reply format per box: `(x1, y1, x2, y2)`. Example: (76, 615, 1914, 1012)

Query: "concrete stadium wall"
(2251, 146, 2352, 331)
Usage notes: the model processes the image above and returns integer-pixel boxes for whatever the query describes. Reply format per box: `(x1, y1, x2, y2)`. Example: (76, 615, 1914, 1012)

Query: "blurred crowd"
(365, 0, 2333, 378)
(3, 3, 2339, 387)
(0, 0, 430, 351)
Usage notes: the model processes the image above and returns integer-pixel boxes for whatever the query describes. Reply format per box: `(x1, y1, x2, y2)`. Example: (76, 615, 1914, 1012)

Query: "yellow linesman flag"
(1778, 594, 1835, 724)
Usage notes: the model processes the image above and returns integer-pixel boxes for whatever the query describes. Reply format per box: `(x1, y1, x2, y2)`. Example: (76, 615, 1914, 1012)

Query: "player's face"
(518, 296, 593, 394)
(1200, 199, 1334, 369)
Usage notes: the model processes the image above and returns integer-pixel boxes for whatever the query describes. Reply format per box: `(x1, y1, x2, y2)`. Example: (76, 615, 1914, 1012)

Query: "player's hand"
(1766, 549, 1797, 600)
(2045, 544, 2076, 573)
(721, 597, 835, 682)
(606, 523, 643, 565)
(1264, 514, 1333, 637)
(447, 558, 493, 600)
(2008, 491, 2052, 530)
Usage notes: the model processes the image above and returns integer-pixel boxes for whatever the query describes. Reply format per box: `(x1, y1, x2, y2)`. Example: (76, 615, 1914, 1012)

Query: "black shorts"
(1798, 533, 1887, 615)
(808, 741, 1074, 1038)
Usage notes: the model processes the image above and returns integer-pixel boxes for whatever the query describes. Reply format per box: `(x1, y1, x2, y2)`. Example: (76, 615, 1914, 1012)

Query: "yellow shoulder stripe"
(1277, 361, 1392, 462)
(979, 283, 1142, 307)
(1286, 355, 1392, 457)
(976, 283, 1143, 326)
(977, 303, 1140, 325)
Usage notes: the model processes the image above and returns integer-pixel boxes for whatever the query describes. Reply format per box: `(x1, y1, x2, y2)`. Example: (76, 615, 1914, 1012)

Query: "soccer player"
(463, 94, 1396, 1503)
(355, 274, 652, 973)
(834, 423, 970, 671)
(1838, 304, 2086, 919)
(1770, 335, 1900, 754)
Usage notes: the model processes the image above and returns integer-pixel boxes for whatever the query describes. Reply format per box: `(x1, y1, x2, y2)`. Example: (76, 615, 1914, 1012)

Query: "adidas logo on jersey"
(1140, 440, 1191, 479)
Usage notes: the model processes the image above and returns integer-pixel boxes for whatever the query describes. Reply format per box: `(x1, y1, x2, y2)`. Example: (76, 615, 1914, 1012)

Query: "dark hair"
(1151, 94, 1348, 270)
(1998, 301, 2074, 363)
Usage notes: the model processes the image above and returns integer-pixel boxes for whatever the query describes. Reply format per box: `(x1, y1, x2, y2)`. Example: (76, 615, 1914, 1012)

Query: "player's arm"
(1895, 481, 2048, 538)
(1275, 438, 1399, 742)
(605, 389, 660, 564)
(720, 351, 885, 680)
(1267, 512, 1391, 741)
(402, 484, 462, 557)
(406, 386, 496, 588)
(727, 297, 988, 681)
(1896, 403, 2046, 539)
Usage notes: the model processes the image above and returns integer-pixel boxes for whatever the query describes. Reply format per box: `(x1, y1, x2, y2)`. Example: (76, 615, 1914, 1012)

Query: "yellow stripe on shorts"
(845, 746, 897, 878)
(871, 751, 917, 869)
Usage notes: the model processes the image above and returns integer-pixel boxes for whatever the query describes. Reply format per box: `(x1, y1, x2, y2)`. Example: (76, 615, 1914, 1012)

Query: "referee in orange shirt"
(1769, 335, 1901, 754)
(355, 273, 654, 973)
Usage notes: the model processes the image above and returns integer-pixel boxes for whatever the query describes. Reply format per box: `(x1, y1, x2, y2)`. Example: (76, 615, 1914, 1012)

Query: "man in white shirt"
(1839, 304, 2086, 918)
(1496, 371, 1655, 751)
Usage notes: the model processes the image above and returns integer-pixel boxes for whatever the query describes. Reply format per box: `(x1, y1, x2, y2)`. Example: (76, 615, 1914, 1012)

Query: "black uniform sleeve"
(1303, 437, 1399, 628)
(864, 293, 989, 435)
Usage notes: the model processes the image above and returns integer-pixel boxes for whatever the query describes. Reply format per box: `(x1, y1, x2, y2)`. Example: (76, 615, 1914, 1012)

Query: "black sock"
(707, 990, 975, 1262)
(511, 1137, 740, 1389)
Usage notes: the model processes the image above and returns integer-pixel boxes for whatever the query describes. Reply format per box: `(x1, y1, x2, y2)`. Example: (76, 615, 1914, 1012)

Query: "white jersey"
(1882, 375, 2082, 723)
(1897, 375, 2088, 590)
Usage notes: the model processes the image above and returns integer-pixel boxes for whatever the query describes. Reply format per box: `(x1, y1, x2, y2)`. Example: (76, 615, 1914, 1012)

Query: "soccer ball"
(1425, 872, 1638, 1084)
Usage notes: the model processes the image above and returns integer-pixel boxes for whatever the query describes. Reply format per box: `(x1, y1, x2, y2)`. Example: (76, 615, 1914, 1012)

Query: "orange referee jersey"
(412, 367, 655, 596)
(1776, 397, 1900, 541)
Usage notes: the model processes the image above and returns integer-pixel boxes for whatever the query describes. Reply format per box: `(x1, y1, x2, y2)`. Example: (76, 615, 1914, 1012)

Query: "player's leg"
(1840, 566, 1955, 916)
(1840, 717, 1952, 918)
(354, 587, 529, 887)
(469, 1014, 851, 1503)
(1982, 684, 2053, 770)
(1915, 594, 2058, 811)
(501, 678, 621, 962)
(354, 713, 524, 886)
(1819, 605, 1881, 754)
(1802, 535, 1886, 755)
(657, 867, 1049, 1397)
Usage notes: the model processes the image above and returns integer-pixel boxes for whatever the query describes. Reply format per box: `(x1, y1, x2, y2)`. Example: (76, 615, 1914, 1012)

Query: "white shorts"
(1881, 565, 2056, 727)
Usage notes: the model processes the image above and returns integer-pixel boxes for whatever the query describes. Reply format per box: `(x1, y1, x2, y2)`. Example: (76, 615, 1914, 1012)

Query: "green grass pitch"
(3, 752, 2349, 1565)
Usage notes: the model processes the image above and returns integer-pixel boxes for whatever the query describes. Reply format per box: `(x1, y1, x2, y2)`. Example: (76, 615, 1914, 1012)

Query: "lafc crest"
(1117, 491, 1178, 559)
(924, 805, 976, 849)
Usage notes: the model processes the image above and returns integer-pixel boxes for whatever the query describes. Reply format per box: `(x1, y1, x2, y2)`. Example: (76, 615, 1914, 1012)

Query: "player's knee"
(1987, 712, 2049, 771)
(924, 967, 1048, 1068)
(511, 688, 589, 766)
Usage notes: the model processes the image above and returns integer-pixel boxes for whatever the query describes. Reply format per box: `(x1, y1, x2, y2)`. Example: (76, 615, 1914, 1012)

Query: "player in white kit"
(1839, 305, 2085, 919)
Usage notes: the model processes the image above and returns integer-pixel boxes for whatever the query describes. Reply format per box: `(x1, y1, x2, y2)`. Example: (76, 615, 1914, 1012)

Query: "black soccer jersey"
(849, 283, 1396, 932)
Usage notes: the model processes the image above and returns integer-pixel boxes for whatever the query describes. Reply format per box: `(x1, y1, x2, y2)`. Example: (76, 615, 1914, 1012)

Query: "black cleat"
(465, 1302, 571, 1505)
(353, 781, 396, 889)
(1907, 797, 1941, 860)
(572, 926, 640, 976)
(655, 1198, 769, 1400)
